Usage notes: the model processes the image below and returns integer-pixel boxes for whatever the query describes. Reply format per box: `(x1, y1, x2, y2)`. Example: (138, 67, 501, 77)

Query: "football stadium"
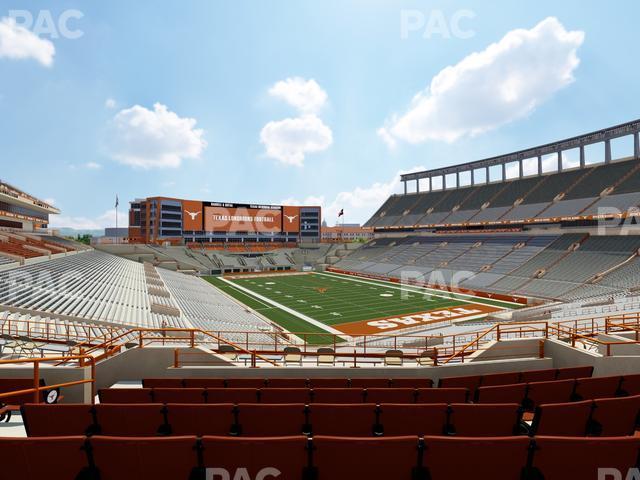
(3, 3, 640, 479)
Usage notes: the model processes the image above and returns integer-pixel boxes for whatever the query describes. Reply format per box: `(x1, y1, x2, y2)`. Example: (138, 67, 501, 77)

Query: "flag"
(115, 195, 119, 208)
(338, 209, 344, 217)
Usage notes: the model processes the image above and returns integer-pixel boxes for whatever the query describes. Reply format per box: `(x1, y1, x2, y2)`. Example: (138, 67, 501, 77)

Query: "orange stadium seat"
(1, 436, 89, 480)
(142, 378, 184, 388)
(308, 378, 349, 388)
(589, 395, 640, 436)
(423, 436, 530, 480)
(310, 436, 421, 479)
(524, 379, 576, 411)
(94, 404, 167, 436)
(416, 387, 469, 404)
(311, 388, 365, 403)
(206, 388, 259, 404)
(555, 366, 594, 380)
(166, 403, 234, 436)
(390, 378, 434, 388)
(365, 388, 417, 404)
(98, 388, 152, 404)
(447, 403, 522, 437)
(349, 378, 391, 388)
(235, 404, 308, 436)
(481, 371, 521, 387)
(224, 378, 267, 388)
(90, 436, 199, 480)
(618, 373, 640, 396)
(22, 404, 96, 437)
(182, 378, 226, 388)
(437, 375, 482, 396)
(308, 404, 377, 436)
(377, 404, 448, 436)
(152, 388, 205, 404)
(519, 369, 558, 383)
(475, 383, 527, 405)
(259, 388, 311, 404)
(526, 436, 640, 480)
(572, 375, 622, 401)
(265, 378, 309, 388)
(530, 400, 593, 436)
(201, 436, 308, 479)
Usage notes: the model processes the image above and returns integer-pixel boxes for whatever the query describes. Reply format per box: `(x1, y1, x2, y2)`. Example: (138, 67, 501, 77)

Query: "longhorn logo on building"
(284, 214, 298, 224)
(184, 210, 201, 221)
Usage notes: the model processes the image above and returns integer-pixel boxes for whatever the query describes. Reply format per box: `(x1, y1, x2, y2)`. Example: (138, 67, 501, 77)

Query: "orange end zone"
(332, 303, 503, 335)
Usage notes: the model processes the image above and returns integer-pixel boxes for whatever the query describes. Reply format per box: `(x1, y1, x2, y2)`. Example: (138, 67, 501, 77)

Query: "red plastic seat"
(519, 369, 557, 383)
(225, 378, 267, 388)
(201, 436, 308, 479)
(349, 378, 391, 388)
(259, 388, 311, 404)
(183, 378, 226, 388)
(0, 436, 89, 480)
(266, 378, 308, 388)
(378, 404, 448, 436)
(90, 436, 199, 480)
(152, 388, 205, 404)
(166, 403, 234, 436)
(572, 375, 622, 400)
(21, 404, 95, 437)
(448, 403, 521, 437)
(481, 372, 521, 387)
(94, 404, 167, 436)
(308, 404, 377, 436)
(438, 375, 481, 397)
(530, 400, 592, 436)
(142, 378, 183, 388)
(391, 378, 434, 388)
(525, 379, 575, 410)
(475, 383, 527, 405)
(236, 404, 308, 436)
(206, 388, 259, 404)
(366, 388, 416, 404)
(309, 378, 349, 388)
(529, 436, 640, 480)
(619, 373, 640, 396)
(98, 388, 152, 404)
(0, 378, 48, 405)
(312, 436, 420, 479)
(423, 436, 530, 480)
(590, 395, 640, 436)
(555, 366, 593, 380)
(311, 388, 365, 403)
(416, 388, 469, 404)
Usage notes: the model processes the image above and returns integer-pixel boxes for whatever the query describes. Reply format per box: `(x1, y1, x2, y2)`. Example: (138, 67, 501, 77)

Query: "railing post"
(190, 331, 195, 348)
(432, 347, 438, 366)
(538, 340, 545, 359)
(139, 331, 143, 348)
(251, 351, 257, 368)
(33, 360, 40, 403)
(174, 349, 179, 368)
(496, 325, 501, 342)
(90, 358, 96, 404)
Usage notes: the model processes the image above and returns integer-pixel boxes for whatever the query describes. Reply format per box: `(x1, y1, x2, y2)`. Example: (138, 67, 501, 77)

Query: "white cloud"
(0, 17, 54, 67)
(85, 162, 102, 170)
(282, 166, 424, 224)
(49, 209, 127, 230)
(268, 77, 328, 114)
(106, 103, 207, 169)
(380, 17, 584, 146)
(260, 114, 333, 166)
(43, 198, 56, 206)
(105, 98, 116, 109)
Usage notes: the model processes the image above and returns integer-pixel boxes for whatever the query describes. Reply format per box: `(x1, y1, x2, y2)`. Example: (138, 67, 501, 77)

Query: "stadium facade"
(0, 180, 59, 231)
(128, 196, 322, 245)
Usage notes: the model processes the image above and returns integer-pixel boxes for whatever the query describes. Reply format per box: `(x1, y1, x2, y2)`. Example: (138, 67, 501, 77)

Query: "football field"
(206, 271, 520, 342)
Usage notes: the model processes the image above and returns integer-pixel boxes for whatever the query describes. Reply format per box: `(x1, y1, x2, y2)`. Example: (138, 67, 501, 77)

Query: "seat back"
(438, 375, 482, 396)
(183, 378, 226, 388)
(259, 388, 311, 404)
(378, 404, 448, 436)
(94, 404, 167, 436)
(308, 404, 378, 436)
(572, 375, 622, 401)
(142, 378, 184, 388)
(416, 388, 469, 404)
(524, 379, 575, 411)
(619, 373, 640, 396)
(266, 378, 309, 388)
(476, 383, 527, 405)
(448, 403, 521, 436)
(365, 388, 416, 404)
(481, 372, 521, 387)
(166, 403, 234, 436)
(308, 378, 349, 388)
(98, 388, 153, 404)
(530, 400, 592, 436)
(153, 388, 205, 404)
(555, 366, 594, 380)
(349, 378, 391, 388)
(206, 388, 259, 404)
(0, 378, 46, 405)
(391, 378, 434, 388)
(236, 404, 308, 436)
(519, 369, 557, 383)
(311, 388, 365, 403)
(589, 395, 640, 436)
(22, 404, 95, 437)
(225, 378, 267, 388)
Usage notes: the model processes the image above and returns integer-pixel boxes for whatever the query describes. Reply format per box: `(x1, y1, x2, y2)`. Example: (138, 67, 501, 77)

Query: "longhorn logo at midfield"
(284, 214, 298, 224)
(184, 210, 201, 221)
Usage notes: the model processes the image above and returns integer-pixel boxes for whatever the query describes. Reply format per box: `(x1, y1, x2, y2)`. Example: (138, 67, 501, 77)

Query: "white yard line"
(317, 271, 517, 309)
(220, 277, 349, 339)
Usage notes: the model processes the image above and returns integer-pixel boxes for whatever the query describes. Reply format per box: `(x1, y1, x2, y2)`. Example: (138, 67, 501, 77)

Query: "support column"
(518, 160, 523, 178)
(558, 150, 563, 172)
(635, 132, 640, 159)
(485, 166, 490, 183)
(416, 179, 420, 193)
(403, 181, 407, 195)
(428, 177, 432, 192)
(471, 169, 475, 186)
(537, 155, 543, 175)
(605, 139, 612, 164)
(580, 146, 585, 168)
(456, 172, 460, 188)
(501, 163, 506, 181)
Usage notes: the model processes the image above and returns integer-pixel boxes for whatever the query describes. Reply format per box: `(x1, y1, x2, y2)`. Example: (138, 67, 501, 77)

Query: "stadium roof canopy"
(401, 119, 640, 193)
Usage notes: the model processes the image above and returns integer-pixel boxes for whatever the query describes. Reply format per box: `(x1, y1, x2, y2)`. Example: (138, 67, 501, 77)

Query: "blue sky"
(0, 0, 639, 229)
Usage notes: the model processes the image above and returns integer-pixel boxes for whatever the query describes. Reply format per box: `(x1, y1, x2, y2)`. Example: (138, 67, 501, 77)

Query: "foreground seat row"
(3, 434, 639, 480)
(98, 387, 470, 404)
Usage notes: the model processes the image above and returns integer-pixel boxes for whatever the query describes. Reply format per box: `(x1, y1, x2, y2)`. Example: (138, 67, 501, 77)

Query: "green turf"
(210, 271, 518, 337)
